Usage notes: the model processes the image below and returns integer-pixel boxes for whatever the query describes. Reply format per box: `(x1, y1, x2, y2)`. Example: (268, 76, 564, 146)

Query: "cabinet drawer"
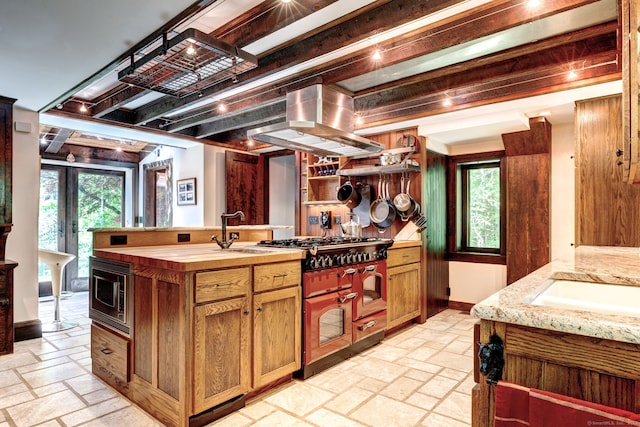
(91, 324, 129, 386)
(387, 247, 420, 267)
(254, 261, 301, 292)
(195, 267, 250, 303)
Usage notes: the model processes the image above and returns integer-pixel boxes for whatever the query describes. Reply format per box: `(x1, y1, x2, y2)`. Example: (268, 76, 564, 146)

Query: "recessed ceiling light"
(218, 103, 227, 112)
(372, 49, 382, 61)
(567, 70, 577, 80)
(443, 98, 452, 107)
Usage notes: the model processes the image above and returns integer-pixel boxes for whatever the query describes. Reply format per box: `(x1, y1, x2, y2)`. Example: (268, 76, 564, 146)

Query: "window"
(448, 152, 505, 264)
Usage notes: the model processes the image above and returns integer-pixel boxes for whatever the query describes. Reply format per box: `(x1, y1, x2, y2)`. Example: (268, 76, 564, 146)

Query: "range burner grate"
(257, 236, 385, 248)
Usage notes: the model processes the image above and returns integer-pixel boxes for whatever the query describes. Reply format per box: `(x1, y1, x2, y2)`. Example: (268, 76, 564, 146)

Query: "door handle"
(72, 220, 77, 234)
(338, 292, 358, 303)
(59, 219, 65, 237)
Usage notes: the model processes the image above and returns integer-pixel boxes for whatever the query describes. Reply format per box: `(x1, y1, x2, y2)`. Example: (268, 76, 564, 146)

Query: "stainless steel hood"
(247, 85, 383, 157)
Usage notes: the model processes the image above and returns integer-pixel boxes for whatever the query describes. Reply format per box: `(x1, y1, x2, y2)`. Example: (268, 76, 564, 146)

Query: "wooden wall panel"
(134, 274, 153, 382)
(0, 97, 15, 225)
(425, 149, 448, 318)
(575, 95, 640, 246)
(502, 118, 551, 285)
(226, 151, 265, 225)
(157, 280, 181, 400)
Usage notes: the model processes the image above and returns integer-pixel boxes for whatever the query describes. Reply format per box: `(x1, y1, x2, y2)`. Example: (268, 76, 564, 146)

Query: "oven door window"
(320, 307, 345, 343)
(94, 275, 118, 308)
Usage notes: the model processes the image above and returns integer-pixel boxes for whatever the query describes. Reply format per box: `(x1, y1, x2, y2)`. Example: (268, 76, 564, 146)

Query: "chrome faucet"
(211, 210, 246, 249)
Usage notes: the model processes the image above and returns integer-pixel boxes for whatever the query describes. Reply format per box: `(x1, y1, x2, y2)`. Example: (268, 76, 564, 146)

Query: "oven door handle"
(338, 292, 358, 303)
(358, 320, 377, 331)
(340, 268, 357, 277)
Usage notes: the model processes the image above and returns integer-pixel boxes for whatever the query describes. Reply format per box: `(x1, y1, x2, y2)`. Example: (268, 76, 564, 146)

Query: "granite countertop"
(471, 246, 640, 344)
(94, 242, 305, 271)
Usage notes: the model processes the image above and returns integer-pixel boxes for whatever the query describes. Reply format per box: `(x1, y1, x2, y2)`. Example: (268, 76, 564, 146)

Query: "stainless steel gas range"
(257, 236, 394, 378)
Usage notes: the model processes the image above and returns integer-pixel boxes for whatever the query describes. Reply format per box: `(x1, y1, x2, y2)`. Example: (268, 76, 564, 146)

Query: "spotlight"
(186, 45, 196, 55)
(56, 104, 63, 109)
(79, 104, 88, 113)
(372, 49, 382, 61)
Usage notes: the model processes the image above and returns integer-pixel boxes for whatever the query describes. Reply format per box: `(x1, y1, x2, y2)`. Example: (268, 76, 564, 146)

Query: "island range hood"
(247, 85, 384, 158)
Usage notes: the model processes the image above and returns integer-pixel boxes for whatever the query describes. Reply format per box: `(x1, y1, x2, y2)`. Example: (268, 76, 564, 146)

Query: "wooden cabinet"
(253, 286, 301, 388)
(0, 261, 18, 354)
(622, 0, 640, 183)
(91, 324, 130, 390)
(252, 260, 301, 388)
(474, 320, 640, 427)
(193, 296, 251, 414)
(386, 246, 421, 330)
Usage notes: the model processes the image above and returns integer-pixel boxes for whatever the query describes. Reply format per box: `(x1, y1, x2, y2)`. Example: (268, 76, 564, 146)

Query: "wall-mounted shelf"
(337, 163, 421, 177)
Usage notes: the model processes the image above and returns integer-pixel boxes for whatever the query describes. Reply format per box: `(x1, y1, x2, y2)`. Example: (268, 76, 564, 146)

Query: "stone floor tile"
(249, 411, 315, 427)
(0, 390, 36, 410)
(421, 411, 471, 427)
(65, 373, 107, 395)
(208, 411, 254, 426)
(418, 375, 460, 399)
(264, 381, 335, 416)
(20, 361, 87, 388)
(77, 405, 163, 426)
(306, 408, 367, 427)
(82, 387, 119, 405)
(350, 395, 427, 427)
(33, 381, 68, 397)
(6, 389, 86, 427)
(60, 397, 130, 426)
(379, 376, 424, 401)
(405, 391, 441, 411)
(16, 356, 73, 374)
(238, 400, 278, 420)
(323, 387, 374, 415)
(432, 390, 472, 422)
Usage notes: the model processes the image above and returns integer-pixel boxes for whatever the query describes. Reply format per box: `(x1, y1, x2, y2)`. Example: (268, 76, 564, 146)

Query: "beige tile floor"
(0, 292, 475, 426)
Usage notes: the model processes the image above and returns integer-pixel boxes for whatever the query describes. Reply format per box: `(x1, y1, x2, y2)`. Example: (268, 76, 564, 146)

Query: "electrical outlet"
(309, 216, 319, 225)
(230, 232, 240, 240)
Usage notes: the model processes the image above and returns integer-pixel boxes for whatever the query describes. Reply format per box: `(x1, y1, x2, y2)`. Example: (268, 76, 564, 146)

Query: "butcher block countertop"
(94, 242, 305, 272)
(471, 246, 640, 344)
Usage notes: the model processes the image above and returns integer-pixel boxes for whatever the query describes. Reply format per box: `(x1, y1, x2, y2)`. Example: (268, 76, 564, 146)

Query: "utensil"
(340, 212, 362, 237)
(370, 176, 396, 229)
(337, 180, 361, 209)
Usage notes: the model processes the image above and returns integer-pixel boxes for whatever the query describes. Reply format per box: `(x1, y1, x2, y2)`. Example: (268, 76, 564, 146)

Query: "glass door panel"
(38, 166, 65, 294)
(75, 170, 124, 289)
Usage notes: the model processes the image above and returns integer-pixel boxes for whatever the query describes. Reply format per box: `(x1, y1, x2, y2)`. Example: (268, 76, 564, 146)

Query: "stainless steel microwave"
(89, 256, 132, 336)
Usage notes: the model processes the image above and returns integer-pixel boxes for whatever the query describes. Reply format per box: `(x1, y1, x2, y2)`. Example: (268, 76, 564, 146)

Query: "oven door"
(89, 257, 132, 335)
(353, 261, 387, 320)
(303, 289, 356, 364)
(303, 266, 355, 298)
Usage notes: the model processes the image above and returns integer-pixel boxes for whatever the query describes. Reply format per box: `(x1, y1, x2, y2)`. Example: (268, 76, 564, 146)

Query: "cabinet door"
(387, 263, 421, 330)
(253, 286, 301, 388)
(193, 296, 250, 414)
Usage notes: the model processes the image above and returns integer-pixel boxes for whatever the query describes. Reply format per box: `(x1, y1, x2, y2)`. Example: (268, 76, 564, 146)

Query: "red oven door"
(352, 310, 387, 343)
(303, 289, 356, 364)
(353, 261, 387, 320)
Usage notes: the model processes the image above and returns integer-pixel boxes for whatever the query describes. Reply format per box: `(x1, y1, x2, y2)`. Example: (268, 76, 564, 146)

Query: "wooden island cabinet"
(90, 244, 303, 427)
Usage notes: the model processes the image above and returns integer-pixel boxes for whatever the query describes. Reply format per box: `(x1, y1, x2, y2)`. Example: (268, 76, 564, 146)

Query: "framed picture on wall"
(177, 178, 196, 205)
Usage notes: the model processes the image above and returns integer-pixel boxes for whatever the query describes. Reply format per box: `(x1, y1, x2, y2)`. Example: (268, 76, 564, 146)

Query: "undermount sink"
(531, 279, 640, 317)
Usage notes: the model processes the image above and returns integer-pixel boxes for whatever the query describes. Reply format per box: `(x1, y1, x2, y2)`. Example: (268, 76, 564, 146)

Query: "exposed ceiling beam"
(45, 128, 73, 153)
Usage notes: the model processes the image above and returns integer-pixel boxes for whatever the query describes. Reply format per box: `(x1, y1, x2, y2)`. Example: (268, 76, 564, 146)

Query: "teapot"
(341, 212, 362, 237)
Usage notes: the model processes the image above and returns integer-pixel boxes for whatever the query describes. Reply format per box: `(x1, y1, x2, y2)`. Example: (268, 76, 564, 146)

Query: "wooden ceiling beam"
(132, 0, 465, 126)
(91, 86, 148, 118)
(195, 100, 286, 138)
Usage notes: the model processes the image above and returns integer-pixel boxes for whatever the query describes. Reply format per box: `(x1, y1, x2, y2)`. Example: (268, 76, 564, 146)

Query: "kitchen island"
(91, 242, 304, 427)
(471, 246, 640, 427)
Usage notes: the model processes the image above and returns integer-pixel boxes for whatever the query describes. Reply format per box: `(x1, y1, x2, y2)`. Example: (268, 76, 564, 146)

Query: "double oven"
(258, 236, 392, 378)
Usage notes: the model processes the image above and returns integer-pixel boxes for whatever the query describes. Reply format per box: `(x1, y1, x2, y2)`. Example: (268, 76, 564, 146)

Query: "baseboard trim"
(14, 319, 42, 341)
(448, 300, 475, 313)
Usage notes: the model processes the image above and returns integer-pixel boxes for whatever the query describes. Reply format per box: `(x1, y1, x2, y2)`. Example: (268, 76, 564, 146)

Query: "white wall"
(550, 122, 575, 259)
(10, 108, 40, 323)
(203, 146, 227, 226)
(269, 155, 296, 240)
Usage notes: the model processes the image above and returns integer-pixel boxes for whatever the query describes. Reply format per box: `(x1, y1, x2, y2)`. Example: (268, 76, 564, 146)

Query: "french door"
(39, 165, 125, 295)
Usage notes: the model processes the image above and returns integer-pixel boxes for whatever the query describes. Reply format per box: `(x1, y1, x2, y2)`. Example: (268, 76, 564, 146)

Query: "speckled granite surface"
(471, 246, 640, 344)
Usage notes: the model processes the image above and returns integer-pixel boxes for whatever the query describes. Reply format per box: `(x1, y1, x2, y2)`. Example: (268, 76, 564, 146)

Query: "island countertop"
(94, 242, 305, 271)
(471, 246, 640, 344)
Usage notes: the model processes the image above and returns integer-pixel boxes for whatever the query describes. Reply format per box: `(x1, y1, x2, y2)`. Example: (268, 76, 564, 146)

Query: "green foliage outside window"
(467, 166, 500, 249)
